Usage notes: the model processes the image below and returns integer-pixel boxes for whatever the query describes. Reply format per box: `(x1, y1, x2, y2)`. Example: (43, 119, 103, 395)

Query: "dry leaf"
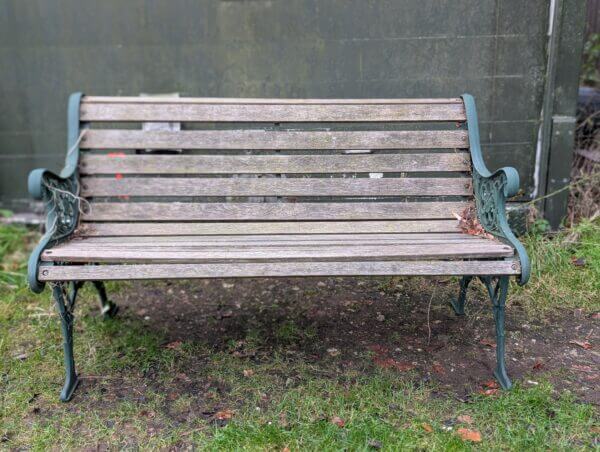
(479, 338, 497, 348)
(482, 380, 500, 389)
(281, 447, 291, 452)
(457, 414, 474, 425)
(243, 369, 254, 377)
(331, 416, 345, 428)
(570, 340, 592, 350)
(215, 409, 234, 420)
(479, 388, 500, 396)
(327, 348, 340, 357)
(421, 423, 433, 433)
(164, 340, 182, 350)
(457, 428, 482, 442)
(532, 360, 544, 370)
(432, 363, 446, 375)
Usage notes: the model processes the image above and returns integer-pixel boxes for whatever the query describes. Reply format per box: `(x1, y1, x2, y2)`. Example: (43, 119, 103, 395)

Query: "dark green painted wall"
(0, 1, 554, 210)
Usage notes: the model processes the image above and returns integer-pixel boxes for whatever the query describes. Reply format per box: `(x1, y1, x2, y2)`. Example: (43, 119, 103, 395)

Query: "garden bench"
(27, 94, 530, 401)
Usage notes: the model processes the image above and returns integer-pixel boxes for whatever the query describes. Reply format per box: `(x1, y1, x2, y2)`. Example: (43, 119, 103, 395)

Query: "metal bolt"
(511, 263, 517, 270)
(42, 270, 49, 276)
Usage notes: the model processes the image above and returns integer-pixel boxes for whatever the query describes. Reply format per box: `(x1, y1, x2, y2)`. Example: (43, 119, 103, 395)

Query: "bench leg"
(92, 281, 118, 319)
(450, 276, 473, 316)
(480, 276, 512, 390)
(52, 282, 81, 402)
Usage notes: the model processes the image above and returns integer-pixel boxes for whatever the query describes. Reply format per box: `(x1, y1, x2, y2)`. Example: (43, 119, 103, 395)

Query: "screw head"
(42, 269, 49, 276)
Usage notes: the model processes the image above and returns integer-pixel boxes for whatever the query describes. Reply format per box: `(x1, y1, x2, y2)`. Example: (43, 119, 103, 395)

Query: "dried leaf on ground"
(421, 423, 433, 433)
(330, 416, 345, 428)
(164, 340, 182, 350)
(482, 380, 500, 389)
(479, 338, 497, 348)
(457, 414, 474, 424)
(242, 369, 254, 377)
(456, 428, 482, 442)
(215, 409, 234, 420)
(570, 340, 593, 350)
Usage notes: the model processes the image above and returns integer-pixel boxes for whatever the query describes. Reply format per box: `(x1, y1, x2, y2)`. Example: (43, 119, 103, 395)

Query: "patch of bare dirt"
(101, 277, 599, 404)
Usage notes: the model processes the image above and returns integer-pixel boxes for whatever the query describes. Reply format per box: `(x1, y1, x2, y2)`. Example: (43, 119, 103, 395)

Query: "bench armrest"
(462, 94, 530, 285)
(28, 93, 84, 293)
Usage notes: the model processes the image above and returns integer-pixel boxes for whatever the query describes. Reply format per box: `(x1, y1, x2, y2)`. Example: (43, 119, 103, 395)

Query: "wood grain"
(79, 152, 471, 175)
(83, 201, 470, 221)
(41, 241, 513, 263)
(78, 220, 462, 236)
(80, 102, 466, 122)
(81, 130, 469, 150)
(38, 259, 520, 281)
(81, 177, 472, 197)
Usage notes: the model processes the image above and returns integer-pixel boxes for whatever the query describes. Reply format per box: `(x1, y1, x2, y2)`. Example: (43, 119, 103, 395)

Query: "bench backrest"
(76, 97, 472, 236)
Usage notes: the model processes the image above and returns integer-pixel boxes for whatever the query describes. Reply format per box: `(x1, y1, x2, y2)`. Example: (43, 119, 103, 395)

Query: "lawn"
(0, 220, 598, 450)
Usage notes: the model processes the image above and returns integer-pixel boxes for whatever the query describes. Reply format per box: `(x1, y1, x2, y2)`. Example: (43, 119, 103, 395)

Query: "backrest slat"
(77, 96, 472, 229)
(81, 130, 468, 150)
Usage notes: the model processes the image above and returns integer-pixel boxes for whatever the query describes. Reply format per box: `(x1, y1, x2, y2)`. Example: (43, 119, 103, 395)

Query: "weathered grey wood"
(74, 232, 480, 244)
(81, 177, 473, 197)
(83, 201, 470, 221)
(82, 96, 464, 105)
(80, 103, 466, 122)
(81, 130, 469, 150)
(38, 259, 521, 281)
(78, 220, 462, 236)
(41, 241, 513, 263)
(79, 153, 471, 175)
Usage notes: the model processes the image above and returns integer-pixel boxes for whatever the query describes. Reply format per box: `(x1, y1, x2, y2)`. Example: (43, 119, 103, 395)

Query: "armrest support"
(462, 94, 530, 285)
(28, 93, 84, 293)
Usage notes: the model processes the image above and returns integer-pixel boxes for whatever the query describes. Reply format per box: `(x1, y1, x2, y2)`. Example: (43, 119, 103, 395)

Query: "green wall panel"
(0, 0, 551, 210)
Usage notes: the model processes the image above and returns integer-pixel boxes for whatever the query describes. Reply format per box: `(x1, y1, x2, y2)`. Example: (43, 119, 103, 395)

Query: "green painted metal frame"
(450, 95, 532, 390)
(27, 92, 118, 401)
(27, 92, 84, 294)
(462, 94, 530, 286)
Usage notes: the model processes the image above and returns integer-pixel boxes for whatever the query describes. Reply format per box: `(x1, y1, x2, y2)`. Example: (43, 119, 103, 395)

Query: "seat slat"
(42, 241, 513, 263)
(81, 177, 472, 197)
(78, 220, 462, 236)
(82, 96, 464, 104)
(81, 130, 469, 150)
(80, 102, 466, 122)
(79, 152, 471, 175)
(73, 233, 480, 244)
(83, 201, 469, 221)
(39, 259, 520, 281)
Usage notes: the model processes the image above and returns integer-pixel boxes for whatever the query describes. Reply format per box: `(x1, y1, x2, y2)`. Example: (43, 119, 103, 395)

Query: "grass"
(0, 221, 598, 450)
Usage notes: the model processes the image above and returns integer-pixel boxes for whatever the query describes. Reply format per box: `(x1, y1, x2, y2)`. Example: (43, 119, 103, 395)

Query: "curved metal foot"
(450, 276, 473, 316)
(92, 281, 118, 319)
(480, 276, 512, 390)
(52, 282, 80, 402)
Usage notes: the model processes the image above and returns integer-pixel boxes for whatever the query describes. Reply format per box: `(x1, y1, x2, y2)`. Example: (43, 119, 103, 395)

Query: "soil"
(101, 276, 599, 406)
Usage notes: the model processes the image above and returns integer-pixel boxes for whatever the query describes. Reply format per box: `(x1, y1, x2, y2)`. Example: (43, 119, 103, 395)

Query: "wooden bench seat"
(27, 94, 530, 401)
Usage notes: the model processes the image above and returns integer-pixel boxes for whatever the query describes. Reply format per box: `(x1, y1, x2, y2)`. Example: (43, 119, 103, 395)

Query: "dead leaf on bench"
(453, 206, 494, 239)
(456, 428, 482, 442)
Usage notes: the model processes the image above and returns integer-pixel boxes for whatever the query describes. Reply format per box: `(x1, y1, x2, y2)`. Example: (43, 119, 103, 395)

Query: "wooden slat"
(83, 201, 470, 221)
(81, 177, 472, 197)
(59, 235, 484, 250)
(41, 242, 513, 263)
(38, 259, 520, 281)
(82, 96, 464, 105)
(78, 220, 462, 236)
(73, 233, 480, 244)
(80, 103, 465, 122)
(79, 153, 472, 175)
(81, 130, 469, 150)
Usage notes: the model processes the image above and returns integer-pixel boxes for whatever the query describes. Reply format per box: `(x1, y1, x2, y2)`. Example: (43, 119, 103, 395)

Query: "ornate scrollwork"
(473, 172, 508, 240)
(462, 94, 530, 285)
